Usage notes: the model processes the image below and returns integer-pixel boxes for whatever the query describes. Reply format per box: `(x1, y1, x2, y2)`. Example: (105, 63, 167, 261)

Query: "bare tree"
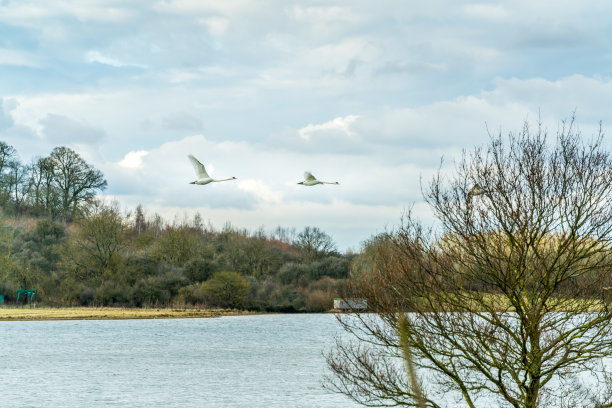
(28, 156, 59, 217)
(327, 119, 612, 408)
(295, 226, 337, 260)
(0, 141, 16, 176)
(49, 146, 107, 221)
(132, 204, 148, 234)
(0, 141, 17, 203)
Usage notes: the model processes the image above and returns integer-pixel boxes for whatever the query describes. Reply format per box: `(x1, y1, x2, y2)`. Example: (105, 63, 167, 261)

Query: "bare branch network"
(327, 117, 612, 408)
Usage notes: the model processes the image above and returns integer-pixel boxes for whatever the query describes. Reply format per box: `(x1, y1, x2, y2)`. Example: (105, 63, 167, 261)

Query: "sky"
(1, 1, 612, 251)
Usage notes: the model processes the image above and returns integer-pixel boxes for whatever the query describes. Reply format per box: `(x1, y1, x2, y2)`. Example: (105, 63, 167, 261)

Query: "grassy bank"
(0, 307, 250, 321)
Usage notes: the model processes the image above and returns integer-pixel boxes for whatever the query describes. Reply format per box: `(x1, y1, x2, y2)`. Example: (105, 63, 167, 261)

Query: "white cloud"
(118, 150, 149, 168)
(85, 50, 146, 68)
(298, 115, 358, 141)
(237, 179, 283, 204)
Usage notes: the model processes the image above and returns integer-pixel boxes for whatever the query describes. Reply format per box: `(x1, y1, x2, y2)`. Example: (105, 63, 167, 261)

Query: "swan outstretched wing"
(304, 171, 317, 182)
(188, 155, 210, 179)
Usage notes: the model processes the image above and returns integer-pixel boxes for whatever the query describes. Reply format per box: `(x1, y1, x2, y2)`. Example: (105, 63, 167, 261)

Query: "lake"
(0, 313, 360, 407)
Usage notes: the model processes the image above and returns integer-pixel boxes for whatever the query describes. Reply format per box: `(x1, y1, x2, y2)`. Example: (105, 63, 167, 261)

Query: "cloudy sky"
(1, 1, 612, 251)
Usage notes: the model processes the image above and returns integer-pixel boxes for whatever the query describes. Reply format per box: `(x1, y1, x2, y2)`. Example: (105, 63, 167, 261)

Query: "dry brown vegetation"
(0, 307, 250, 321)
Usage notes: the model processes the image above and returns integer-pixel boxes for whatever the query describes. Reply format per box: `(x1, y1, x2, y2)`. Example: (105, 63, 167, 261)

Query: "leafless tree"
(0, 141, 16, 176)
(295, 226, 337, 260)
(132, 204, 148, 234)
(49, 146, 107, 221)
(327, 118, 612, 408)
(4, 159, 29, 214)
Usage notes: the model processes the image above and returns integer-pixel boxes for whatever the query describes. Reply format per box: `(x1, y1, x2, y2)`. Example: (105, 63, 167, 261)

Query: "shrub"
(304, 289, 332, 312)
(78, 286, 96, 305)
(183, 258, 218, 283)
(178, 283, 206, 305)
(132, 266, 186, 307)
(94, 282, 133, 306)
(277, 262, 301, 284)
(201, 271, 249, 309)
(0, 279, 18, 302)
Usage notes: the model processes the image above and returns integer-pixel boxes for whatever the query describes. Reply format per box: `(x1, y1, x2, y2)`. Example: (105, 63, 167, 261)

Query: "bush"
(277, 257, 349, 285)
(317, 256, 350, 279)
(178, 283, 206, 305)
(304, 289, 332, 312)
(247, 279, 307, 312)
(308, 276, 337, 292)
(132, 266, 187, 307)
(183, 258, 218, 283)
(78, 287, 96, 305)
(95, 282, 133, 306)
(0, 279, 18, 302)
(201, 271, 249, 309)
(133, 277, 171, 307)
(121, 255, 160, 283)
(277, 262, 302, 284)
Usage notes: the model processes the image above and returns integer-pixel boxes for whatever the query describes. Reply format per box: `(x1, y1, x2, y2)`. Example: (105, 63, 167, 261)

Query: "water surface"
(0, 314, 359, 407)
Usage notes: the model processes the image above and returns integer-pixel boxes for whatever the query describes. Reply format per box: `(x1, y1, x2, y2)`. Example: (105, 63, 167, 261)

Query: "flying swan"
(188, 154, 236, 185)
(468, 184, 501, 198)
(298, 171, 339, 186)
(468, 184, 487, 197)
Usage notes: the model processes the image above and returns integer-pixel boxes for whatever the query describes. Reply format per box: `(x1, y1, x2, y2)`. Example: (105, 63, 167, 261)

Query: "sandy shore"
(0, 307, 249, 321)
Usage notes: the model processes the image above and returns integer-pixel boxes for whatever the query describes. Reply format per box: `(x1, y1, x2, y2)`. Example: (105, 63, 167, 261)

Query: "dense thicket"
(0, 142, 352, 311)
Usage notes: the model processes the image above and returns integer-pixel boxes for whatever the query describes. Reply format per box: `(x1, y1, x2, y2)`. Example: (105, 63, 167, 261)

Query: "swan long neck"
(214, 177, 237, 182)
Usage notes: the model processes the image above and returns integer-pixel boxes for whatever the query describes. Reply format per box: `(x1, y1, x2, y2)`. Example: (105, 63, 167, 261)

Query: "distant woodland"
(0, 141, 353, 311)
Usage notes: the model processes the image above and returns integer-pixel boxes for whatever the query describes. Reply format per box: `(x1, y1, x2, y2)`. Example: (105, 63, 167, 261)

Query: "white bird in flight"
(468, 184, 487, 197)
(468, 184, 501, 198)
(188, 155, 236, 185)
(298, 171, 339, 186)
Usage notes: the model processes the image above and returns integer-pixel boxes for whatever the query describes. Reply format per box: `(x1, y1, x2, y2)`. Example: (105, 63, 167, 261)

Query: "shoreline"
(0, 307, 254, 321)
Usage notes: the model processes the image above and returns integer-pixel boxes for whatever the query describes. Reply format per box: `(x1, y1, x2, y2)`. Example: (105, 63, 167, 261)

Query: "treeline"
(0, 142, 106, 221)
(0, 141, 352, 311)
(0, 208, 351, 311)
